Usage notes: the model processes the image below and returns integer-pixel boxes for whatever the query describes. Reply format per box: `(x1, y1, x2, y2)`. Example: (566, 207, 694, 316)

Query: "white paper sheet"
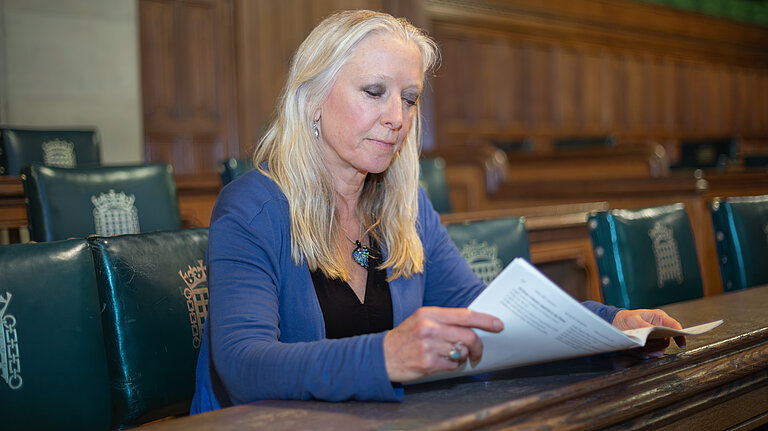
(411, 258, 723, 383)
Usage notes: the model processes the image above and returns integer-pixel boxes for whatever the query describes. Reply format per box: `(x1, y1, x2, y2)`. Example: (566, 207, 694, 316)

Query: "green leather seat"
(0, 127, 101, 175)
(89, 228, 209, 428)
(445, 217, 530, 284)
(588, 203, 703, 309)
(710, 194, 768, 292)
(0, 239, 111, 431)
(21, 163, 182, 242)
(219, 157, 255, 185)
(420, 157, 452, 214)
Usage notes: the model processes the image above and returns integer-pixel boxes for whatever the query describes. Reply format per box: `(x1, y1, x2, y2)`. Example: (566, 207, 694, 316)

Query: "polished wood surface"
(173, 173, 221, 228)
(501, 145, 668, 182)
(139, 286, 768, 431)
(0, 176, 27, 230)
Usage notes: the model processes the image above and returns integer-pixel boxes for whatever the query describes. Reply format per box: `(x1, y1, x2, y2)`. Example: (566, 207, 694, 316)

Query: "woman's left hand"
(612, 309, 687, 359)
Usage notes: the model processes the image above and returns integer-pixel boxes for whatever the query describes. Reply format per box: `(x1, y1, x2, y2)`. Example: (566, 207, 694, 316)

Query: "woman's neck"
(337, 195, 362, 238)
(332, 169, 366, 220)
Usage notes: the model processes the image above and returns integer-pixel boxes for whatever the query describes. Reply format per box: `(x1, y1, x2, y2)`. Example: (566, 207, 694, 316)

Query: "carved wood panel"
(427, 0, 768, 156)
(140, 0, 238, 178)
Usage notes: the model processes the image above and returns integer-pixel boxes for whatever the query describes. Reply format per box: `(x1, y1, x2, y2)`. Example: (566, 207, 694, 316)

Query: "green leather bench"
(1, 127, 101, 175)
(445, 216, 530, 284)
(0, 228, 209, 430)
(420, 157, 453, 214)
(89, 228, 209, 428)
(711, 194, 768, 292)
(21, 163, 182, 242)
(0, 239, 111, 431)
(588, 203, 704, 309)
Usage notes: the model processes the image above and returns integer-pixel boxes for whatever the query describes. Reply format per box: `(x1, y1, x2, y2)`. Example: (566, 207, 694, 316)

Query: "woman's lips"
(368, 138, 395, 148)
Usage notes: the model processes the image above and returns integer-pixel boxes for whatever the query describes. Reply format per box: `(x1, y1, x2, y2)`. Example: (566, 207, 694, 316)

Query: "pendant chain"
(343, 224, 370, 269)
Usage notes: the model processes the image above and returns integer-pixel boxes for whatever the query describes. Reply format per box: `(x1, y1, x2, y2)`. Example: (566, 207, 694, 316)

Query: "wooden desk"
(0, 176, 27, 229)
(141, 286, 768, 431)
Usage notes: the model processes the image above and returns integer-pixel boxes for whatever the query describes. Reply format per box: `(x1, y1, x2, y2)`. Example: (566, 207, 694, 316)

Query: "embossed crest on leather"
(0, 292, 22, 390)
(178, 260, 209, 349)
(589, 203, 703, 308)
(649, 222, 684, 288)
(460, 240, 503, 285)
(91, 189, 140, 236)
(41, 139, 76, 168)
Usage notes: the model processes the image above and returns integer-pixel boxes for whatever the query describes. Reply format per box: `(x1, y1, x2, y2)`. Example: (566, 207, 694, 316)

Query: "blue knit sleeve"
(581, 300, 622, 323)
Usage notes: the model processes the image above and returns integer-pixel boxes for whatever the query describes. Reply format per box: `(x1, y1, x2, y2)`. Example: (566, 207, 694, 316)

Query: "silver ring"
(447, 342, 463, 361)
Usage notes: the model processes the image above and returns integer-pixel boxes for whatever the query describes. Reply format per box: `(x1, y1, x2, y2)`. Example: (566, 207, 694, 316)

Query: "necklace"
(343, 228, 370, 269)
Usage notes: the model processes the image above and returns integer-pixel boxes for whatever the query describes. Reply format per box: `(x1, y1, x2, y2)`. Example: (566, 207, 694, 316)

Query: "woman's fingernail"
(494, 319, 503, 331)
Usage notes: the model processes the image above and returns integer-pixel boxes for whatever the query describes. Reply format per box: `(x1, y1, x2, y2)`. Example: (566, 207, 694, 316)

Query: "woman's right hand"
(383, 306, 504, 382)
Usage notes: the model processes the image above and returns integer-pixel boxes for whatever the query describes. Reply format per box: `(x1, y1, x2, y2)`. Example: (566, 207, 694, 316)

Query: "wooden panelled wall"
(140, 0, 238, 183)
(139, 0, 420, 225)
(139, 0, 421, 185)
(426, 0, 768, 156)
(140, 0, 768, 181)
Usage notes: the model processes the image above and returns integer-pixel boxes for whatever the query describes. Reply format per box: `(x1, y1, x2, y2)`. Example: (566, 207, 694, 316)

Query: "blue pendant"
(352, 241, 370, 269)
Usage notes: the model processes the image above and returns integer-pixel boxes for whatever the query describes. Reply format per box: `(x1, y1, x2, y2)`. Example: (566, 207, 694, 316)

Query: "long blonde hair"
(254, 10, 440, 281)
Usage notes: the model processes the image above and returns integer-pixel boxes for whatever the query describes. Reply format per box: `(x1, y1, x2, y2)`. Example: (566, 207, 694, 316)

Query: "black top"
(310, 241, 394, 339)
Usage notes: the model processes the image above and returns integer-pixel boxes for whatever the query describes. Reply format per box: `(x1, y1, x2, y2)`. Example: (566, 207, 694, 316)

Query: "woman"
(191, 10, 685, 413)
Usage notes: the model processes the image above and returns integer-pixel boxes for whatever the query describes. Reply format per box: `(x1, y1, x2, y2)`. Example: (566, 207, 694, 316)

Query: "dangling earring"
(312, 121, 319, 139)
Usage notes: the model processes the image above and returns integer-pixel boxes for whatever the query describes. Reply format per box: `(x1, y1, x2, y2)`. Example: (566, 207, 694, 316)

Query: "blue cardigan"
(190, 169, 618, 413)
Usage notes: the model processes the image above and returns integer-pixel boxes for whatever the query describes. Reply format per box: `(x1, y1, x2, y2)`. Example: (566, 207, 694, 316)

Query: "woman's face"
(317, 32, 423, 179)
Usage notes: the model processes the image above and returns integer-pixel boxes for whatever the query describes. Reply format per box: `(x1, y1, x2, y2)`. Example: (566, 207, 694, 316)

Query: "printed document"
(413, 258, 722, 383)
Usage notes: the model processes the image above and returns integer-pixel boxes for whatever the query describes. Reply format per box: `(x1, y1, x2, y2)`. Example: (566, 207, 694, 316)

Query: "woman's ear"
(313, 109, 321, 123)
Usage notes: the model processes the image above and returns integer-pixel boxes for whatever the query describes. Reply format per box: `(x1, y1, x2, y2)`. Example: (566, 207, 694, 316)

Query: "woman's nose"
(381, 95, 403, 131)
